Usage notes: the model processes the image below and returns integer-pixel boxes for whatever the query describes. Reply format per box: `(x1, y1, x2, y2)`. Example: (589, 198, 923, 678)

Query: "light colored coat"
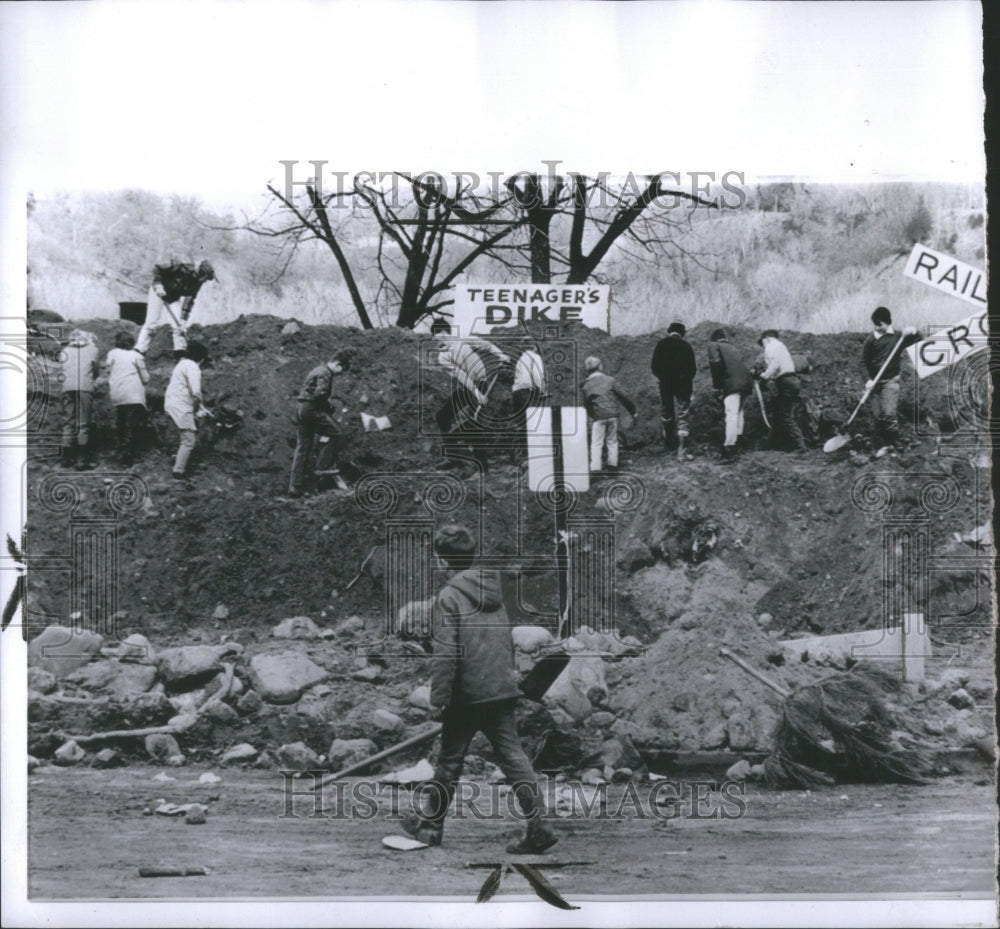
(104, 348, 150, 406)
(164, 358, 202, 430)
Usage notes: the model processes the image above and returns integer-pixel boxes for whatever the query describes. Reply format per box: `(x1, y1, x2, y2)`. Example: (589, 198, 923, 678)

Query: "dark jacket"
(296, 364, 336, 409)
(861, 330, 920, 381)
(582, 371, 637, 422)
(707, 340, 753, 396)
(153, 260, 206, 308)
(430, 568, 520, 708)
(650, 334, 696, 392)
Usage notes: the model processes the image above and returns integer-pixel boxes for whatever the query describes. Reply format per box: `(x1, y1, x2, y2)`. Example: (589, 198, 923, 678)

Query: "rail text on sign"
(906, 310, 989, 379)
(903, 244, 987, 307)
(453, 283, 610, 335)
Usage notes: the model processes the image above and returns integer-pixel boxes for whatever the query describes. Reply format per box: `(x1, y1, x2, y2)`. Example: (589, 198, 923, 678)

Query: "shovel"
(753, 379, 771, 430)
(823, 335, 906, 453)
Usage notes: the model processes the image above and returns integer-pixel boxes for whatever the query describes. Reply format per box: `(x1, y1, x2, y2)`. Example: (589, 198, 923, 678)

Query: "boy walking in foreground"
(582, 356, 637, 474)
(403, 524, 557, 854)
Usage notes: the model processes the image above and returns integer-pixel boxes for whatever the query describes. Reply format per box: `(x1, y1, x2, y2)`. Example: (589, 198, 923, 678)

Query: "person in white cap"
(581, 356, 637, 474)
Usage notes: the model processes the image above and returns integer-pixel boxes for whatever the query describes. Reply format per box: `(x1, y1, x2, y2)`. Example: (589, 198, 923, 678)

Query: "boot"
(506, 816, 558, 855)
(60, 446, 76, 469)
(402, 811, 443, 847)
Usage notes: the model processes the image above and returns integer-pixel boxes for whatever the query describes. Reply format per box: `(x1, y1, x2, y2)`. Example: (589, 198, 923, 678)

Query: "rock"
(27, 667, 57, 695)
(749, 764, 767, 781)
(204, 702, 238, 723)
(580, 768, 606, 785)
(599, 735, 642, 770)
(120, 691, 173, 728)
(756, 612, 774, 627)
(116, 633, 155, 662)
(350, 666, 382, 683)
(221, 743, 258, 764)
(169, 691, 205, 715)
(185, 806, 207, 824)
(166, 754, 187, 767)
(272, 616, 321, 640)
(28, 755, 41, 773)
(947, 688, 975, 709)
(213, 604, 230, 620)
(28, 626, 105, 677)
(110, 663, 159, 698)
(545, 655, 608, 722)
(725, 759, 752, 781)
(158, 646, 222, 689)
(396, 600, 433, 638)
(727, 713, 756, 751)
(336, 615, 365, 635)
(612, 767, 634, 783)
(92, 747, 122, 768)
(53, 740, 86, 766)
(407, 685, 433, 709)
(168, 713, 199, 731)
(328, 738, 378, 769)
(379, 758, 435, 784)
(145, 733, 181, 761)
(617, 541, 655, 574)
(277, 741, 323, 771)
(371, 708, 404, 732)
(248, 653, 327, 704)
(281, 321, 301, 335)
(511, 626, 555, 653)
(588, 711, 616, 729)
(237, 690, 263, 716)
(703, 722, 729, 749)
(720, 697, 742, 719)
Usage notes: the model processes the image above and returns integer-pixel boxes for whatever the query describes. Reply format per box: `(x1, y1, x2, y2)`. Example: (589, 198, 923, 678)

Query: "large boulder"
(511, 626, 555, 653)
(544, 655, 609, 722)
(396, 599, 434, 638)
(157, 646, 222, 690)
(28, 626, 104, 678)
(328, 738, 377, 770)
(27, 667, 57, 695)
(248, 653, 327, 704)
(277, 741, 323, 772)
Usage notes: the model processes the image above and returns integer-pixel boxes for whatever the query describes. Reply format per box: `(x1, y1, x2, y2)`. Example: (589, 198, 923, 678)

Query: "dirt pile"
(23, 315, 993, 764)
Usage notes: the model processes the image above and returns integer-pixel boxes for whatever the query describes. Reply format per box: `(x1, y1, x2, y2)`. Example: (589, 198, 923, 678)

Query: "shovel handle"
(312, 724, 444, 790)
(719, 647, 791, 699)
(840, 335, 909, 432)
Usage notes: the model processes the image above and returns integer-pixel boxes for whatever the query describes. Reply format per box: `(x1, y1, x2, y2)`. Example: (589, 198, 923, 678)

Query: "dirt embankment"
(23, 315, 994, 767)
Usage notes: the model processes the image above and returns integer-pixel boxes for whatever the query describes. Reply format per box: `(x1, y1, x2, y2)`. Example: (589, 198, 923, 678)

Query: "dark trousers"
(657, 382, 691, 440)
(436, 383, 488, 469)
(115, 404, 146, 463)
(422, 698, 543, 826)
(511, 387, 542, 462)
(770, 375, 806, 451)
(289, 402, 340, 493)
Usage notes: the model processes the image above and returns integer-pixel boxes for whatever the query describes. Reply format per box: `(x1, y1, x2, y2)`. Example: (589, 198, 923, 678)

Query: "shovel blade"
(823, 433, 849, 453)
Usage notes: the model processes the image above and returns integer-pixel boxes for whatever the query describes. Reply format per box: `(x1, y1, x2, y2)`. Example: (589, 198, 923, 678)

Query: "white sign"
(903, 244, 987, 307)
(526, 406, 590, 494)
(906, 309, 989, 379)
(452, 283, 610, 335)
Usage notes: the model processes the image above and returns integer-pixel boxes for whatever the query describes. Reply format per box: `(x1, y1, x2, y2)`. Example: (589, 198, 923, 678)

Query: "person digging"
(860, 306, 919, 455)
(403, 524, 558, 855)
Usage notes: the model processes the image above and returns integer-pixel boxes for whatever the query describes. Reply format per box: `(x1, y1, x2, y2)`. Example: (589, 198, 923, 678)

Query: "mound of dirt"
(23, 315, 993, 761)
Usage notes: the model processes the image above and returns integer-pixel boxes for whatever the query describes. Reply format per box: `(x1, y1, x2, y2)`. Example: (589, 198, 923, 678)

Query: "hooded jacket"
(707, 339, 753, 396)
(430, 567, 520, 708)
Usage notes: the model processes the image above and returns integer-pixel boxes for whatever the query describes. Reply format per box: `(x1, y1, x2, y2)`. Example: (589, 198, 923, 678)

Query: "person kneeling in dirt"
(288, 354, 349, 498)
(403, 524, 557, 854)
(707, 329, 753, 462)
(861, 306, 920, 452)
(164, 340, 211, 480)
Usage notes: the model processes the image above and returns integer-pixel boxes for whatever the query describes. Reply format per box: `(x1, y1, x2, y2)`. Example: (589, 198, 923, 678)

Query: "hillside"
(22, 316, 993, 771)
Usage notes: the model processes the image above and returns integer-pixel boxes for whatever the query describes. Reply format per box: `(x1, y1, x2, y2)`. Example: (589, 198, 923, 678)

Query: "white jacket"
(164, 358, 202, 430)
(104, 348, 150, 406)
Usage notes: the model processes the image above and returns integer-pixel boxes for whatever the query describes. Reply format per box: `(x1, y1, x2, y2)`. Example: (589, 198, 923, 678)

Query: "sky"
(0, 0, 986, 212)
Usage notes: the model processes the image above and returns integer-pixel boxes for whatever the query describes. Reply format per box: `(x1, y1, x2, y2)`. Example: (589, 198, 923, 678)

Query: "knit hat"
(197, 260, 216, 282)
(584, 356, 601, 372)
(758, 328, 779, 346)
(667, 322, 686, 336)
(710, 328, 727, 342)
(871, 306, 892, 326)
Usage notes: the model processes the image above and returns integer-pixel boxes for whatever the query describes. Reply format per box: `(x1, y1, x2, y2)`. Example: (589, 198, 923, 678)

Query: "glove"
(865, 380, 874, 391)
(903, 326, 917, 337)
